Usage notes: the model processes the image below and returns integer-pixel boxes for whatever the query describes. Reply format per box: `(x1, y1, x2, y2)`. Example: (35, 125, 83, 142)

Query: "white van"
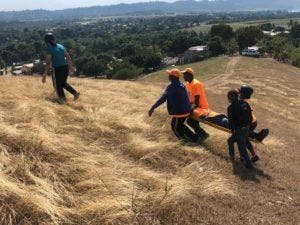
(241, 49, 260, 57)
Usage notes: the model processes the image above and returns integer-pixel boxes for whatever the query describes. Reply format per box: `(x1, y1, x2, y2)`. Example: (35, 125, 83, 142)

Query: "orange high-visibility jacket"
(185, 79, 209, 109)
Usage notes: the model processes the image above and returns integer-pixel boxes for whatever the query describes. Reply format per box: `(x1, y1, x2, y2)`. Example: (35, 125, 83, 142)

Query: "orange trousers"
(191, 108, 209, 120)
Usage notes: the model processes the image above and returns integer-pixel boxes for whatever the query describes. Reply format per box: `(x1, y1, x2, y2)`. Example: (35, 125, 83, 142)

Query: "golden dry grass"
(0, 56, 299, 225)
(0, 76, 235, 225)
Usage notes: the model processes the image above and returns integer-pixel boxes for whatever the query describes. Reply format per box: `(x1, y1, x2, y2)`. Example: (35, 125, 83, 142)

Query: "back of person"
(46, 43, 68, 68)
(166, 81, 191, 117)
(185, 79, 209, 109)
(228, 100, 252, 129)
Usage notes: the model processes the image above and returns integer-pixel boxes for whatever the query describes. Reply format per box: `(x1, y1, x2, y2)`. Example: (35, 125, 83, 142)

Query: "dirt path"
(206, 56, 241, 86)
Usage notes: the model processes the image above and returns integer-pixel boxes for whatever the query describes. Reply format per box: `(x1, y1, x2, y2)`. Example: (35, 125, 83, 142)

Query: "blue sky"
(0, 0, 177, 11)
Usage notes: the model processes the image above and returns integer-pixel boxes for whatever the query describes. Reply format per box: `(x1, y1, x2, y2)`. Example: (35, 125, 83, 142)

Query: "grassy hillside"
(0, 56, 299, 224)
(0, 76, 235, 225)
(141, 56, 230, 83)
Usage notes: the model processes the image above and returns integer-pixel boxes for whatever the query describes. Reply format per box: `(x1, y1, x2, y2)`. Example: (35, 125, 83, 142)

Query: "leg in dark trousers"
(227, 134, 236, 160)
(53, 66, 78, 99)
(235, 127, 253, 168)
(187, 118, 207, 137)
(248, 121, 269, 142)
(246, 139, 255, 155)
(171, 117, 197, 142)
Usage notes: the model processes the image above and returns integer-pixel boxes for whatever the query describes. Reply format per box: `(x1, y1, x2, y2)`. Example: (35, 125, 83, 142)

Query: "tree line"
(0, 15, 299, 79)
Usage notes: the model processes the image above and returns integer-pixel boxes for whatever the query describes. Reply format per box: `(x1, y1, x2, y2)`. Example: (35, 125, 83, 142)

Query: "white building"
(12, 70, 22, 75)
(188, 46, 208, 52)
(247, 46, 260, 51)
(162, 57, 178, 66)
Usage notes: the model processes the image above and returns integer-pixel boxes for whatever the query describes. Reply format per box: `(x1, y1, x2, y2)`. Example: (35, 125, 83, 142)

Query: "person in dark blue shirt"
(42, 33, 80, 104)
(148, 69, 198, 142)
(227, 90, 253, 168)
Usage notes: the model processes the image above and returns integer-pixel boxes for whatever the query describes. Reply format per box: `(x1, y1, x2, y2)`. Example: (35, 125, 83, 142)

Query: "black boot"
(257, 129, 269, 142)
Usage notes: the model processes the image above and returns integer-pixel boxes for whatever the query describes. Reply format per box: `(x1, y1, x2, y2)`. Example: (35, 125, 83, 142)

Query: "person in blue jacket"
(42, 33, 80, 104)
(148, 69, 198, 142)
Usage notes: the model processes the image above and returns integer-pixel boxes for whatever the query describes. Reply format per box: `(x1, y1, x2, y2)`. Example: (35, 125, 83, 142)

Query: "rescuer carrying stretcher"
(148, 67, 269, 168)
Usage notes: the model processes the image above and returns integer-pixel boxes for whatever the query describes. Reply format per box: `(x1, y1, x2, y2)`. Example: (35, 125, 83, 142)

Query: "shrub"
(290, 48, 300, 67)
(112, 63, 143, 80)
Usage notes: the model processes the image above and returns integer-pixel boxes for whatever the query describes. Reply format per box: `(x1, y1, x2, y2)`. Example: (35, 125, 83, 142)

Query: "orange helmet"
(166, 68, 181, 77)
(181, 68, 195, 76)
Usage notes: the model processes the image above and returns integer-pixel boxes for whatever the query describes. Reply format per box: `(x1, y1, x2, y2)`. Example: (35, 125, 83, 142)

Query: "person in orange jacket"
(182, 68, 210, 140)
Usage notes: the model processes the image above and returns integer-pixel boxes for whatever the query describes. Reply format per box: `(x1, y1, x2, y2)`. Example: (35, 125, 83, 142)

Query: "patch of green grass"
(184, 18, 300, 33)
(140, 56, 230, 83)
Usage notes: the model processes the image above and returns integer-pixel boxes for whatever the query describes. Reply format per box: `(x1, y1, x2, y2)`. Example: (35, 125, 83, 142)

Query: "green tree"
(76, 53, 106, 76)
(210, 24, 234, 42)
(236, 26, 264, 51)
(226, 39, 239, 56)
(290, 22, 300, 39)
(112, 62, 143, 80)
(271, 37, 293, 62)
(260, 23, 274, 31)
(0, 57, 4, 68)
(208, 36, 225, 56)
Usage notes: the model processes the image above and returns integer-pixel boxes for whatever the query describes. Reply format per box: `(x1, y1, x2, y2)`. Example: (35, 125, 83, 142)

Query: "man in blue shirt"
(149, 69, 198, 142)
(42, 33, 80, 104)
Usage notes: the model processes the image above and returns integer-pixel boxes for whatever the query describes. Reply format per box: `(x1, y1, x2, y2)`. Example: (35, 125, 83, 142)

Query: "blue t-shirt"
(46, 43, 68, 68)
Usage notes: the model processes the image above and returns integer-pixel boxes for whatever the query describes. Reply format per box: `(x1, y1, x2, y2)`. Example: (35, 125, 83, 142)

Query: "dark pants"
(171, 117, 197, 142)
(224, 118, 259, 141)
(187, 118, 207, 137)
(228, 127, 252, 167)
(249, 121, 258, 140)
(52, 65, 77, 99)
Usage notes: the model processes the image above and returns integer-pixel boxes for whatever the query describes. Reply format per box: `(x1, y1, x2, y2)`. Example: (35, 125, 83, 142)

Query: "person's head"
(239, 85, 254, 99)
(44, 33, 56, 46)
(182, 68, 195, 83)
(227, 89, 239, 103)
(166, 68, 181, 82)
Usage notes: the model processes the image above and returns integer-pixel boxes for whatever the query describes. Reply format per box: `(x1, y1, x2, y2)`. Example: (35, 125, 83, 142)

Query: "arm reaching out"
(148, 91, 168, 117)
(42, 54, 51, 83)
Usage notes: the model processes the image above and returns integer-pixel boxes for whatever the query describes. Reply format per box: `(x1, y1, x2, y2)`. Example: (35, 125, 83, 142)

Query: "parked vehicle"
(241, 49, 260, 57)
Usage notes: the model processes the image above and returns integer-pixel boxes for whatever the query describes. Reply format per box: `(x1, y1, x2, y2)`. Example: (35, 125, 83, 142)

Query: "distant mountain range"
(0, 0, 300, 22)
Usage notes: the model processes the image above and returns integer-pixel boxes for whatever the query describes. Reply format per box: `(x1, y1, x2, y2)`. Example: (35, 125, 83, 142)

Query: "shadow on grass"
(197, 141, 272, 183)
(45, 96, 59, 103)
(231, 161, 272, 183)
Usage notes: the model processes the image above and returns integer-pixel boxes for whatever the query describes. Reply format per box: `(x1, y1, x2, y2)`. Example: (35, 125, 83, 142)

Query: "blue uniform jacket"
(151, 80, 192, 116)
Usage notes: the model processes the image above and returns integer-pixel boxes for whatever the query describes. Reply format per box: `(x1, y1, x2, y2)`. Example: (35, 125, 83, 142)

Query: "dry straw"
(0, 76, 235, 225)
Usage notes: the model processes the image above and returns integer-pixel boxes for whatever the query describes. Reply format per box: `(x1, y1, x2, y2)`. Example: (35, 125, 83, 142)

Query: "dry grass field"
(0, 56, 299, 225)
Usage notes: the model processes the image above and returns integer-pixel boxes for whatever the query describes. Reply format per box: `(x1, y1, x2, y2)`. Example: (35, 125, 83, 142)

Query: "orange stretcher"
(195, 111, 260, 143)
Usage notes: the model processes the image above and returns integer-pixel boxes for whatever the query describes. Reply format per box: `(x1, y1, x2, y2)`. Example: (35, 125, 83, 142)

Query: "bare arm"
(65, 50, 76, 73)
(42, 54, 51, 83)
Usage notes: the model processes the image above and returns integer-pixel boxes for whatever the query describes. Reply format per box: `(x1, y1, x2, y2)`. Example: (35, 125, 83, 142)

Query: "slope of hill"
(0, 57, 299, 224)
(140, 57, 230, 83)
(1, 0, 300, 21)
